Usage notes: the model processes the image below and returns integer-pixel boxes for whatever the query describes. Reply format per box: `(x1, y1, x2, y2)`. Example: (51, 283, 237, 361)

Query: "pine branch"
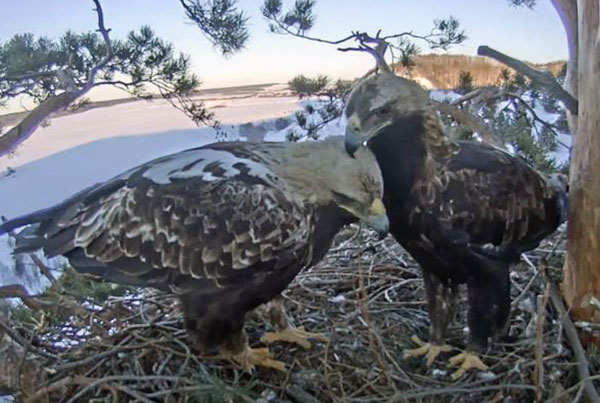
(0, 0, 114, 158)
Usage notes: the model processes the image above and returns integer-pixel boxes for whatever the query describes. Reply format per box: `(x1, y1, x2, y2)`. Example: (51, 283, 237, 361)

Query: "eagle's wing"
(16, 148, 313, 289)
(413, 141, 562, 257)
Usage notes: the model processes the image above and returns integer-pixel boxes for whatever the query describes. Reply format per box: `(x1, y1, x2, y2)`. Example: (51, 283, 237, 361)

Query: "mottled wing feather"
(413, 141, 559, 250)
(68, 177, 312, 285)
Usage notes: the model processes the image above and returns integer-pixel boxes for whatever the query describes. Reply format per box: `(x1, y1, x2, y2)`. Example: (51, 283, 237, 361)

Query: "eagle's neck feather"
(369, 112, 450, 206)
(369, 114, 425, 203)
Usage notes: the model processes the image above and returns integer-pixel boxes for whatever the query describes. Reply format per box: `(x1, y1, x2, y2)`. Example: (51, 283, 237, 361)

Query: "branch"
(337, 32, 392, 73)
(0, 91, 82, 157)
(477, 45, 578, 115)
(0, 285, 86, 317)
(79, 0, 113, 95)
(179, 0, 249, 55)
(548, 281, 600, 403)
(0, 0, 113, 158)
(451, 86, 569, 147)
(432, 100, 503, 147)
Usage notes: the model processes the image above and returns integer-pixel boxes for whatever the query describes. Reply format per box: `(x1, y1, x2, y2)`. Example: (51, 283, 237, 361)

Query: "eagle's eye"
(376, 106, 391, 116)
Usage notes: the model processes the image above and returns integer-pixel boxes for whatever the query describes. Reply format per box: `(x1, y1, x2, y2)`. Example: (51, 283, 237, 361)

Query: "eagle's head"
(344, 73, 430, 156)
(280, 137, 389, 238)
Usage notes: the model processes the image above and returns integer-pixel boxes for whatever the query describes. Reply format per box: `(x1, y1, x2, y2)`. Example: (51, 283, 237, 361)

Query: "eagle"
(343, 73, 567, 378)
(0, 136, 388, 371)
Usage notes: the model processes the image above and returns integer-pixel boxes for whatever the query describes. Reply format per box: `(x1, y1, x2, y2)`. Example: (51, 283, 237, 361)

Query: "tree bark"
(562, 0, 600, 347)
(0, 0, 112, 158)
(0, 91, 81, 156)
(550, 0, 579, 131)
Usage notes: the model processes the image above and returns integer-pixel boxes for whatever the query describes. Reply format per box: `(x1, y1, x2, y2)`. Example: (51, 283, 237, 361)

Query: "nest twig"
(0, 225, 597, 402)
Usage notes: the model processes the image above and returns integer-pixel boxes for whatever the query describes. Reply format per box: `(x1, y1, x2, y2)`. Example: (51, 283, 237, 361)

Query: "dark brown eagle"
(344, 73, 567, 378)
(1, 136, 388, 371)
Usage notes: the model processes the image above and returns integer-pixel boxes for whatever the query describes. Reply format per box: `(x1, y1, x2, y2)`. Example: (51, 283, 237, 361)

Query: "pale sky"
(1, 0, 567, 110)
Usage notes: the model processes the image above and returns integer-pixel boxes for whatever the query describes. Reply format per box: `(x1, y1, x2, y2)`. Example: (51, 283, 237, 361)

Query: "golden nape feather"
(1, 136, 387, 371)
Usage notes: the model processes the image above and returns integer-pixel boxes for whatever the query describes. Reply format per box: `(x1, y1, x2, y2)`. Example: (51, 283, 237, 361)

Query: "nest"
(0, 225, 598, 402)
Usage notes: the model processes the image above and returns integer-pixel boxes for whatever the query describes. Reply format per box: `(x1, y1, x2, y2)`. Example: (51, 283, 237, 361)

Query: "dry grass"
(1, 225, 597, 402)
(394, 54, 566, 89)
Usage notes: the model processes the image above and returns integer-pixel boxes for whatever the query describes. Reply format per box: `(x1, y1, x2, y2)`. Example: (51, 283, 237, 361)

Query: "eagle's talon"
(403, 335, 453, 366)
(261, 326, 328, 349)
(230, 346, 287, 373)
(448, 351, 488, 380)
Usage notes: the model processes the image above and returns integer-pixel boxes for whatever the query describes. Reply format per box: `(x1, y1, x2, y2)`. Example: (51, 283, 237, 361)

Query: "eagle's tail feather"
(11, 224, 44, 253)
(1, 181, 112, 256)
(0, 180, 110, 238)
(0, 209, 52, 237)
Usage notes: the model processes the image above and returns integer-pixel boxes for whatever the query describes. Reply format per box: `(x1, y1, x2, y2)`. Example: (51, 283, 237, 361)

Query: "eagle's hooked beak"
(363, 198, 389, 240)
(345, 126, 366, 157)
(345, 113, 368, 157)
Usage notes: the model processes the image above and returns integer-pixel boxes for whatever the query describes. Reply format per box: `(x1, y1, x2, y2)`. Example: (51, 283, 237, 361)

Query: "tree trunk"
(562, 0, 600, 346)
(550, 0, 578, 130)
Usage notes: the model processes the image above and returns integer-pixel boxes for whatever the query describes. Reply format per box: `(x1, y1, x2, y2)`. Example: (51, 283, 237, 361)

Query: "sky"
(0, 0, 567, 109)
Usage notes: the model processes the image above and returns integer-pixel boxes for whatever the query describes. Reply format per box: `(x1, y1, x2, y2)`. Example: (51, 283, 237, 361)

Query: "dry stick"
(523, 254, 600, 403)
(28, 253, 59, 287)
(24, 376, 120, 403)
(0, 284, 87, 318)
(477, 45, 578, 115)
(357, 256, 396, 390)
(111, 383, 155, 403)
(0, 318, 59, 360)
(1, 219, 60, 287)
(545, 375, 600, 403)
(53, 341, 135, 373)
(533, 282, 550, 402)
(548, 281, 600, 403)
(379, 383, 536, 402)
(63, 375, 183, 403)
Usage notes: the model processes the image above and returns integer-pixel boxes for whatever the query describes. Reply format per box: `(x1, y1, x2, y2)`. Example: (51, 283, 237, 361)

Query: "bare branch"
(337, 33, 392, 73)
(547, 275, 600, 403)
(0, 285, 87, 318)
(262, 4, 464, 72)
(79, 0, 113, 95)
(477, 45, 578, 115)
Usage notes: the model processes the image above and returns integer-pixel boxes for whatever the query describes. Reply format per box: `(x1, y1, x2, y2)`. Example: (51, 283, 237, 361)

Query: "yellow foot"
(448, 351, 489, 380)
(261, 326, 328, 349)
(403, 335, 453, 366)
(229, 347, 286, 373)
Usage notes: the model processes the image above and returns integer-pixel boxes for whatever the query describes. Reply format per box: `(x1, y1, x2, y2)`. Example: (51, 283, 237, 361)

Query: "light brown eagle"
(1, 136, 388, 371)
(344, 73, 567, 378)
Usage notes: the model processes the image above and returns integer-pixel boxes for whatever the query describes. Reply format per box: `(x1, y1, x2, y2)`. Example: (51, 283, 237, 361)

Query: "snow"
(429, 89, 462, 103)
(430, 89, 572, 166)
(0, 90, 301, 292)
(0, 86, 574, 294)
